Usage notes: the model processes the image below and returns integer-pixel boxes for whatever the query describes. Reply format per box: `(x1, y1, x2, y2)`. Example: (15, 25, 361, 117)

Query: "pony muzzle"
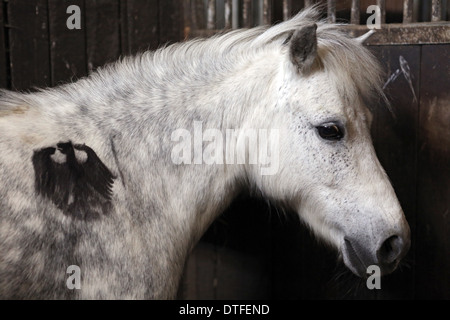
(342, 228, 410, 278)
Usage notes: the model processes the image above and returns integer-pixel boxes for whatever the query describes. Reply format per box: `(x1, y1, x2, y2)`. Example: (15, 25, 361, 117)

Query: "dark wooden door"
(0, 0, 183, 91)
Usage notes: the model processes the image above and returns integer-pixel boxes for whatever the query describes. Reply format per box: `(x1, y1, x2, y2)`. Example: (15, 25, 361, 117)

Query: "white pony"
(0, 7, 410, 299)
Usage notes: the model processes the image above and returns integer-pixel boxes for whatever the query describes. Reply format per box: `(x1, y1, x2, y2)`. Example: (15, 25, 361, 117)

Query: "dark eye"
(316, 123, 344, 141)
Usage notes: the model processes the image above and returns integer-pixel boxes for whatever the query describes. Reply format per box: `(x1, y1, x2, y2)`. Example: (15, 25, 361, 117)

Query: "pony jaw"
(297, 201, 410, 278)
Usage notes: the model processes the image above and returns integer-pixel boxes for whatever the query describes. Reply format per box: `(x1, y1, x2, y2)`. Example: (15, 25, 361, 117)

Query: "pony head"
(248, 10, 410, 277)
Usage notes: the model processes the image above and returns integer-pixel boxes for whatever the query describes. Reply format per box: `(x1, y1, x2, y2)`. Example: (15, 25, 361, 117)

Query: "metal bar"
(243, 0, 252, 27)
(283, 0, 292, 21)
(257, 0, 263, 25)
(377, 0, 386, 24)
(206, 0, 216, 30)
(262, 0, 272, 25)
(351, 0, 360, 24)
(327, 0, 336, 23)
(431, 0, 442, 21)
(403, 0, 413, 24)
(232, 0, 239, 29)
(224, 0, 232, 29)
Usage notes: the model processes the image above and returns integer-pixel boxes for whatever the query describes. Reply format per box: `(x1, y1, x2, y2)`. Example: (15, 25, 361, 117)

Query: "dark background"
(0, 0, 448, 299)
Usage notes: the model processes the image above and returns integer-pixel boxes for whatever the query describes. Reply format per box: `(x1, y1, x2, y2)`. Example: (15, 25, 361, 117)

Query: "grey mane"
(0, 7, 384, 114)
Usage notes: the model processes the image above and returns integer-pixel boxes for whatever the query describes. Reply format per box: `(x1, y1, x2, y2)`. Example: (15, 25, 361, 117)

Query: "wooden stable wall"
(0, 1, 448, 300)
(371, 43, 449, 299)
(0, 0, 183, 90)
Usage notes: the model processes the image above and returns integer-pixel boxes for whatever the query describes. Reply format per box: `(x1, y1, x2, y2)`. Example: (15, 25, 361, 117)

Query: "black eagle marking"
(32, 141, 115, 220)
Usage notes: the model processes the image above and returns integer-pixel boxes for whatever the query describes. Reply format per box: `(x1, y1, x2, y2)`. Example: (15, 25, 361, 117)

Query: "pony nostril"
(377, 235, 403, 265)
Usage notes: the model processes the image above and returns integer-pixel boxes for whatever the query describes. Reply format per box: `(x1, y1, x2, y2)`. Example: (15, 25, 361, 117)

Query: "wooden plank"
(179, 242, 217, 299)
(119, 0, 129, 54)
(180, 197, 273, 299)
(0, 1, 7, 88)
(214, 198, 272, 299)
(369, 45, 421, 299)
(272, 212, 337, 300)
(121, 0, 159, 55)
(216, 245, 271, 299)
(48, 0, 87, 86)
(159, 0, 184, 45)
(177, 244, 198, 299)
(8, 0, 50, 90)
(341, 23, 450, 45)
(416, 44, 450, 299)
(85, 0, 121, 73)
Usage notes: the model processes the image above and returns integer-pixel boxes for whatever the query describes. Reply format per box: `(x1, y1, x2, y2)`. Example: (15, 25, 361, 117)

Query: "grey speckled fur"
(0, 7, 410, 299)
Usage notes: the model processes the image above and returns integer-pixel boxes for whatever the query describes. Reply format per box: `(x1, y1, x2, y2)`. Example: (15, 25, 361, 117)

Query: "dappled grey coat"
(0, 7, 410, 299)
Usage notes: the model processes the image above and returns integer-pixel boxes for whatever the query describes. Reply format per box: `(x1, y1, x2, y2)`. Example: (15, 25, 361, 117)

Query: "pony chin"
(297, 207, 365, 277)
(296, 203, 344, 251)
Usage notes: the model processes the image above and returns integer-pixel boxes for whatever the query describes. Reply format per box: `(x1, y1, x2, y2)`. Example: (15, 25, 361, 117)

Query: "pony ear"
(289, 23, 318, 74)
